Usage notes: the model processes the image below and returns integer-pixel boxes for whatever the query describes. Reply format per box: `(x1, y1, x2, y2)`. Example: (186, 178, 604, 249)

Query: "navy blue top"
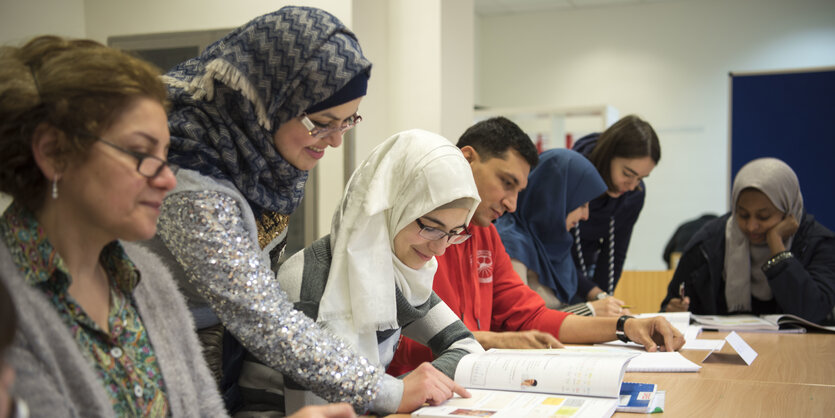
(660, 213, 835, 324)
(571, 133, 646, 301)
(495, 149, 607, 303)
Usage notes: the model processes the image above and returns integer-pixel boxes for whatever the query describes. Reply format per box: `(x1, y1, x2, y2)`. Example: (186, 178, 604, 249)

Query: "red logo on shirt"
(477, 250, 493, 283)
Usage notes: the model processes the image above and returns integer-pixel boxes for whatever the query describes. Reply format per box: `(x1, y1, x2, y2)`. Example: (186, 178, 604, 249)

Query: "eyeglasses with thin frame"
(300, 113, 362, 139)
(415, 218, 471, 244)
(94, 137, 179, 179)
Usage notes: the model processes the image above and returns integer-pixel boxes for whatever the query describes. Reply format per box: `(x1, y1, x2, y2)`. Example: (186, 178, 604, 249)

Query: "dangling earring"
(52, 175, 59, 199)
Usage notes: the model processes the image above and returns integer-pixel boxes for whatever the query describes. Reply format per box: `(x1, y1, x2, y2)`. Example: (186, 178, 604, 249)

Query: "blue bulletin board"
(730, 68, 835, 230)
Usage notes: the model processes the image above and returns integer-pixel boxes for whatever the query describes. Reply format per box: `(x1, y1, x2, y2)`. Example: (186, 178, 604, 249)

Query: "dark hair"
(0, 35, 167, 211)
(457, 116, 538, 169)
(588, 114, 660, 191)
(0, 279, 16, 353)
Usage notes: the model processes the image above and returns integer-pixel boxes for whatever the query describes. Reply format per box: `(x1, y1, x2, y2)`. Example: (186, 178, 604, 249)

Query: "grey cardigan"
(1, 240, 227, 418)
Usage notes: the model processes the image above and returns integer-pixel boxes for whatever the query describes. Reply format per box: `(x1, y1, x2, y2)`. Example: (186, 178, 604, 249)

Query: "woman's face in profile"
(55, 97, 176, 242)
(565, 202, 590, 231)
(393, 207, 469, 270)
(607, 156, 655, 198)
(735, 188, 784, 244)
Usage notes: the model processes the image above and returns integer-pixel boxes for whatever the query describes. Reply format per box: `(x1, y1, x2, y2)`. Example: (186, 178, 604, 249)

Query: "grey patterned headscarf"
(164, 6, 372, 215)
(724, 158, 804, 312)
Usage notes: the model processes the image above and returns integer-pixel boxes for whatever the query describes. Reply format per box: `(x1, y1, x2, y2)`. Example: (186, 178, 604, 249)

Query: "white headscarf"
(317, 129, 480, 364)
(724, 158, 804, 312)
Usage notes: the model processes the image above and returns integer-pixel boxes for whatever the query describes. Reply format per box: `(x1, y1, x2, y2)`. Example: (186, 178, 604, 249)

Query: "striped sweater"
(238, 235, 484, 415)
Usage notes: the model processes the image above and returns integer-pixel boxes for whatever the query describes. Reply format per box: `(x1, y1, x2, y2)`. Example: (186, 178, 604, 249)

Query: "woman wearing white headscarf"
(243, 129, 483, 415)
(662, 158, 835, 324)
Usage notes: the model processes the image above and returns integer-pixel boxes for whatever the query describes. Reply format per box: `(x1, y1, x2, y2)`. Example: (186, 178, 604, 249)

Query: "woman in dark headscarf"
(662, 158, 835, 324)
(495, 148, 610, 315)
(132, 6, 393, 414)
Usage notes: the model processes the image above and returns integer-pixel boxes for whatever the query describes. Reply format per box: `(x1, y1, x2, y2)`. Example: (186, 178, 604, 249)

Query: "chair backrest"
(612, 270, 674, 314)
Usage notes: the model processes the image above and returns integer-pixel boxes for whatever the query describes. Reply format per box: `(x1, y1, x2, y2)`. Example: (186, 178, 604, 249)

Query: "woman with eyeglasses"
(257, 129, 482, 414)
(128, 6, 401, 415)
(0, 35, 225, 417)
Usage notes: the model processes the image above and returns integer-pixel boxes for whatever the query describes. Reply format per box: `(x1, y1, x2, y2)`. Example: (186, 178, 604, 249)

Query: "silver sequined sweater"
(136, 169, 382, 412)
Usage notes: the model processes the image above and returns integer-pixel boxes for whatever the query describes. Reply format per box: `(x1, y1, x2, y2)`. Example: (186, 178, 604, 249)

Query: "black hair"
(456, 116, 538, 169)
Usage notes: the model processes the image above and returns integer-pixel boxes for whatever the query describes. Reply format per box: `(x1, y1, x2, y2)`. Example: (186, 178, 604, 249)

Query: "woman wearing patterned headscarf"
(495, 149, 609, 313)
(662, 158, 835, 324)
(132, 6, 387, 414)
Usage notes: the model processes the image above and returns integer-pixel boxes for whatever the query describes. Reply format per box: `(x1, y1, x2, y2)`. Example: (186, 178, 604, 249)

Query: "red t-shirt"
(387, 223, 570, 376)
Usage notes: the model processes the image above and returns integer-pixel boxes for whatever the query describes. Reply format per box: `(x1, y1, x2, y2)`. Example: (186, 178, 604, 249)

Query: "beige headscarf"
(317, 129, 480, 364)
(724, 158, 804, 312)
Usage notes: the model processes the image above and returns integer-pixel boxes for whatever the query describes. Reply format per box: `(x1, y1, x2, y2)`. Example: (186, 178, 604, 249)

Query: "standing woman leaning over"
(132, 6, 408, 414)
(568, 115, 660, 316)
(0, 36, 224, 417)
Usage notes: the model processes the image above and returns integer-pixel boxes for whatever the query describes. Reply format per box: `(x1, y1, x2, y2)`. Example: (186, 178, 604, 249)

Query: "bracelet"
(762, 251, 793, 272)
(615, 315, 634, 343)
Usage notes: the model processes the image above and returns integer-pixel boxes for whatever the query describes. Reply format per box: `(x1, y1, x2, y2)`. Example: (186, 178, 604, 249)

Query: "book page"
(411, 388, 617, 418)
(762, 314, 835, 333)
(453, 349, 634, 398)
(692, 314, 779, 331)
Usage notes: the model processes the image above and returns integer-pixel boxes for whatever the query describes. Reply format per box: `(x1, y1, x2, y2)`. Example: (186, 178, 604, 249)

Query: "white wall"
(477, 0, 835, 270)
(0, 0, 86, 43)
(82, 0, 352, 44)
(0, 0, 474, 241)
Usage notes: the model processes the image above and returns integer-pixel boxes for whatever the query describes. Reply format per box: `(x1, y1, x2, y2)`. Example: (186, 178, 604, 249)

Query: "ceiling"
(474, 0, 689, 16)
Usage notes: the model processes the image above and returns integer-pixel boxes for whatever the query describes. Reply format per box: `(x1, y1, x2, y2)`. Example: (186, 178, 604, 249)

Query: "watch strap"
(616, 315, 634, 343)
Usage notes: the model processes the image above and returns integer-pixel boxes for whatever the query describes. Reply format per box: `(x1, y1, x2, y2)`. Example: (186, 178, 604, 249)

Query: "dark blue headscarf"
(164, 6, 372, 216)
(495, 149, 607, 302)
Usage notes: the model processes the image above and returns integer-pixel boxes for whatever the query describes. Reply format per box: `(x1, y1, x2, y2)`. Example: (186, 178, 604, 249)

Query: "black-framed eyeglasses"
(95, 137, 178, 179)
(300, 113, 362, 139)
(415, 218, 471, 244)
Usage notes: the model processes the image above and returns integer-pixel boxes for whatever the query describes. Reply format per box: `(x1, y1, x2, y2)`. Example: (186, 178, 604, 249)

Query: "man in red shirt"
(388, 117, 684, 376)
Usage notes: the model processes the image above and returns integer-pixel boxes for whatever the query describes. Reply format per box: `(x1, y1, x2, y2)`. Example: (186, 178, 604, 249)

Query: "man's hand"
(398, 362, 470, 413)
(589, 296, 631, 317)
(473, 330, 564, 350)
(289, 403, 356, 418)
(624, 317, 685, 352)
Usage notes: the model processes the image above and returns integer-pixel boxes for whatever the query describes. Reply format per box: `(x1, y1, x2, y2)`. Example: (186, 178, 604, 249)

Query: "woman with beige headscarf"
(662, 158, 835, 324)
(239, 129, 483, 415)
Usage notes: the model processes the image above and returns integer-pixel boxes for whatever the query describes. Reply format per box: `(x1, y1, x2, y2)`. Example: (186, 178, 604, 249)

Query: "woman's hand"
(624, 317, 685, 352)
(398, 362, 470, 413)
(589, 296, 631, 317)
(289, 403, 356, 418)
(767, 214, 799, 255)
(664, 296, 690, 312)
(473, 330, 564, 350)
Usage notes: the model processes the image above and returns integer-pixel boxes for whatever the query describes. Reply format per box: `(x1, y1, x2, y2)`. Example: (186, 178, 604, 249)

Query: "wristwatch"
(616, 315, 634, 343)
(595, 292, 609, 300)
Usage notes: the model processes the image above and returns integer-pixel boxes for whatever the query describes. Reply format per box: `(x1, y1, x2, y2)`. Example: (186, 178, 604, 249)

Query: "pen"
(679, 282, 686, 299)
(620, 305, 632, 309)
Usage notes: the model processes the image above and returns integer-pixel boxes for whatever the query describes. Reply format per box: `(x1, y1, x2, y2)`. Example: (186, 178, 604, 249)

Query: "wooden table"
(616, 331, 835, 416)
(387, 331, 835, 417)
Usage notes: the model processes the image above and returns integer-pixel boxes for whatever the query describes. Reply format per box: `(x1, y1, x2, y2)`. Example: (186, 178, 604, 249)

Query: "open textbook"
(692, 313, 835, 333)
(412, 349, 657, 418)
